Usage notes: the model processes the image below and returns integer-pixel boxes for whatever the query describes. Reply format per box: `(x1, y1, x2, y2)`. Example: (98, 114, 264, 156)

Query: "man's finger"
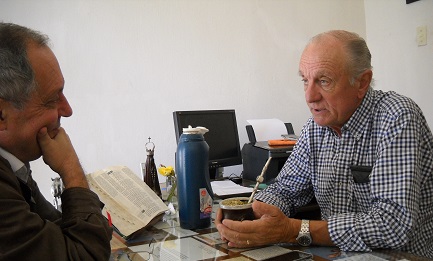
(37, 127, 50, 146)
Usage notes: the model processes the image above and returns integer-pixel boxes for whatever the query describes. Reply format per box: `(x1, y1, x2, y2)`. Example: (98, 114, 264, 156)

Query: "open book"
(86, 165, 168, 238)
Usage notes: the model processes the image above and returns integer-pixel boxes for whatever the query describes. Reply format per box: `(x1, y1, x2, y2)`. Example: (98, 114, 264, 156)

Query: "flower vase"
(166, 175, 177, 203)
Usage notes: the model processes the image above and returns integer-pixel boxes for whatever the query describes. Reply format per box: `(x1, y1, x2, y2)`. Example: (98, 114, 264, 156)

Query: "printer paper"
(211, 180, 253, 197)
(247, 118, 287, 141)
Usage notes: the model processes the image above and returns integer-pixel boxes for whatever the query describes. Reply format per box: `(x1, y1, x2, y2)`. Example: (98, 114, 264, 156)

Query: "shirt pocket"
(350, 165, 373, 212)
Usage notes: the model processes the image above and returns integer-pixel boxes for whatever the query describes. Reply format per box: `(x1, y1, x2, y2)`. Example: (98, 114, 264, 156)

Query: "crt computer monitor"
(173, 109, 243, 179)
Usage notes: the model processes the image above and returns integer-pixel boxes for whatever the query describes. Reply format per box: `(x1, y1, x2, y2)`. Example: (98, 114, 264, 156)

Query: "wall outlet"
(417, 25, 427, 46)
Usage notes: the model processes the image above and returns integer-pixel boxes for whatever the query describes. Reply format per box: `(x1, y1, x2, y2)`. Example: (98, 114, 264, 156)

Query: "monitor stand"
(209, 167, 224, 180)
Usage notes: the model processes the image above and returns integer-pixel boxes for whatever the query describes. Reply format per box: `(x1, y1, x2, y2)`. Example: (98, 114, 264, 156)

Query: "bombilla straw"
(248, 157, 272, 204)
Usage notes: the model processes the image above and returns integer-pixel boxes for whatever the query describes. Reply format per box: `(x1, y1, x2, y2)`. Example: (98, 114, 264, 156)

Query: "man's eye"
(319, 77, 333, 87)
(45, 98, 59, 108)
(301, 79, 308, 91)
(320, 80, 329, 85)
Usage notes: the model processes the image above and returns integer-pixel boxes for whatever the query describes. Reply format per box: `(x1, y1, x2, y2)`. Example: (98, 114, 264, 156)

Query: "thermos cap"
(182, 125, 209, 135)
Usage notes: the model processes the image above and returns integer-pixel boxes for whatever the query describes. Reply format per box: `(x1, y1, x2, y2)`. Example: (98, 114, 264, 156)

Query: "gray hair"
(0, 22, 49, 109)
(310, 30, 373, 86)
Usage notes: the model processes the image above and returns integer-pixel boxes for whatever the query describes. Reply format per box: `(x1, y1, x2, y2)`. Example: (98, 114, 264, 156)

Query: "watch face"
(298, 235, 312, 246)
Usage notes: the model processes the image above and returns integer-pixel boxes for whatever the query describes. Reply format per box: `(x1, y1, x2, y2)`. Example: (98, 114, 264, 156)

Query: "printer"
(241, 123, 296, 183)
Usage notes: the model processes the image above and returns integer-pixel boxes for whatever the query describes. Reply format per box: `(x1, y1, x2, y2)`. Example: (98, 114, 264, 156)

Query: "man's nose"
(304, 83, 321, 103)
(58, 95, 73, 117)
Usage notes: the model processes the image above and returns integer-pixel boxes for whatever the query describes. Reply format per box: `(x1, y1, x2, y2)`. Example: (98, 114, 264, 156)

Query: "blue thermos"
(176, 126, 213, 229)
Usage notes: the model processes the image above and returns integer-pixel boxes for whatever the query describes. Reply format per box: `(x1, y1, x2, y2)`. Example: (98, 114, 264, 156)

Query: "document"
(86, 165, 169, 238)
(247, 118, 288, 141)
(211, 180, 254, 198)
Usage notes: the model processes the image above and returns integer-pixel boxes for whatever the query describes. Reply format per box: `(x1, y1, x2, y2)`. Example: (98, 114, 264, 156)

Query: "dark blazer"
(0, 157, 112, 260)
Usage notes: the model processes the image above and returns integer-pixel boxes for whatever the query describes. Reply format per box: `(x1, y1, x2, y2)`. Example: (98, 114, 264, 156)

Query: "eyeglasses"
(115, 239, 155, 261)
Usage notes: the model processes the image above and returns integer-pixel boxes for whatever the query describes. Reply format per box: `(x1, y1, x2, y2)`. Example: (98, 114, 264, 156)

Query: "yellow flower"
(158, 165, 175, 176)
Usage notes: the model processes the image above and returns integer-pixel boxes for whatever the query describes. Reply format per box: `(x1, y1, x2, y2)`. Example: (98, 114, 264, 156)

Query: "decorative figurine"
(51, 177, 64, 211)
(143, 137, 162, 198)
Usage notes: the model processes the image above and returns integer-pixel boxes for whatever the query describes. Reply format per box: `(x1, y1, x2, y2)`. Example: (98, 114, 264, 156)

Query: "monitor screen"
(173, 110, 242, 179)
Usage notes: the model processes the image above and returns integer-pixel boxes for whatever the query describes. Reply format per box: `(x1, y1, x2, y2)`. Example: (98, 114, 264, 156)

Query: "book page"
(87, 166, 168, 236)
(87, 175, 142, 236)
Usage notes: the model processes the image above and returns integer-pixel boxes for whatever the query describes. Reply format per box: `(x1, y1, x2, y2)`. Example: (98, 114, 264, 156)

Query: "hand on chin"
(48, 128, 59, 139)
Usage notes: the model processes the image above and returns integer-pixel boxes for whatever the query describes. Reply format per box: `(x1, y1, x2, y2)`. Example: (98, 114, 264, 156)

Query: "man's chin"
(312, 117, 328, 127)
(27, 150, 43, 163)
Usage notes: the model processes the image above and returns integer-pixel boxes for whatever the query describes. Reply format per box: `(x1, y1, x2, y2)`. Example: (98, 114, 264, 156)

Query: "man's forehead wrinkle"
(300, 55, 342, 77)
(34, 62, 64, 99)
(300, 65, 334, 77)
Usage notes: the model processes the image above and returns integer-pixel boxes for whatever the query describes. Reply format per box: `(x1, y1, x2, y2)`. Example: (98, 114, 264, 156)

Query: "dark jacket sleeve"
(0, 164, 112, 261)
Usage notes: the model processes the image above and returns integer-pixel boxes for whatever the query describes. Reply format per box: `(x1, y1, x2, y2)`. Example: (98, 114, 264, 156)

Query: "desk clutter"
(110, 201, 314, 261)
(106, 112, 426, 260)
(109, 201, 424, 261)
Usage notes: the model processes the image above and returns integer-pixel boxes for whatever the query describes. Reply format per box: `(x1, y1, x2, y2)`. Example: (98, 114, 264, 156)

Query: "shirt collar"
(341, 88, 374, 139)
(0, 146, 29, 182)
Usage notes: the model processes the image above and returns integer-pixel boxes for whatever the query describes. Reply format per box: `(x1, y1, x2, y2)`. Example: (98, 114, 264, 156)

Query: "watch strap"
(296, 219, 312, 246)
(299, 219, 310, 234)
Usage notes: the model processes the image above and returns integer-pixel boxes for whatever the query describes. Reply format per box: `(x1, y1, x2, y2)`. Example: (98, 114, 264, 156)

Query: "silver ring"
(246, 239, 250, 245)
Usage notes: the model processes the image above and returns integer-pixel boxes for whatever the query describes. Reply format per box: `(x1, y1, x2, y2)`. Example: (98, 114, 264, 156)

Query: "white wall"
(7, 0, 425, 205)
(364, 0, 433, 126)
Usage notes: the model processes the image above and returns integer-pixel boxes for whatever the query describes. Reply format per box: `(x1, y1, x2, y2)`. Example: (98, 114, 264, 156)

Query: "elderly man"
(216, 30, 433, 258)
(0, 23, 112, 260)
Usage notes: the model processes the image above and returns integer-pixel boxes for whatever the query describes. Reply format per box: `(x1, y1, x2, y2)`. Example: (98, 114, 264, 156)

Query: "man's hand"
(215, 201, 299, 248)
(37, 127, 88, 189)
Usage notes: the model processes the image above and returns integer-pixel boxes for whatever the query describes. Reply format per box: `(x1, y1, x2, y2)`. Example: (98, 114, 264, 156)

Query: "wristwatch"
(296, 219, 312, 246)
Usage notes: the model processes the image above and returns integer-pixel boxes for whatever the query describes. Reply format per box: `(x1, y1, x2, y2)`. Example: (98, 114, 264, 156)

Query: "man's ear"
(357, 69, 372, 98)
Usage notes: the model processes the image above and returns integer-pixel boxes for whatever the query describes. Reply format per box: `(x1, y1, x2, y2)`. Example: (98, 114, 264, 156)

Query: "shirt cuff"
(254, 190, 293, 217)
(328, 213, 371, 252)
(61, 187, 104, 217)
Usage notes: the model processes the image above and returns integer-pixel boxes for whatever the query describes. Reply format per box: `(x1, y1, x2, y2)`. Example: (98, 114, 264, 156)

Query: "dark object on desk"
(242, 123, 295, 183)
(215, 192, 253, 200)
(230, 177, 243, 185)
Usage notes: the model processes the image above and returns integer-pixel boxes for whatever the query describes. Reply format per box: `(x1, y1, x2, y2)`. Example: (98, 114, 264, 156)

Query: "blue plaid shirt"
(255, 88, 433, 258)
